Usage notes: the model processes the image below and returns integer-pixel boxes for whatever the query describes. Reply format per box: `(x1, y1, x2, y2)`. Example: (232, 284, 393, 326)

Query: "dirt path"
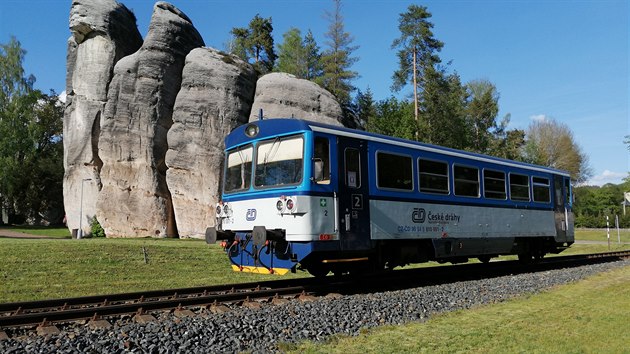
(0, 229, 59, 239)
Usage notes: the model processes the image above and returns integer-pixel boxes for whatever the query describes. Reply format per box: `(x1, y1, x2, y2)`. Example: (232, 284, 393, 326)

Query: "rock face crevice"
(96, 1, 204, 238)
(63, 0, 142, 235)
(166, 48, 257, 238)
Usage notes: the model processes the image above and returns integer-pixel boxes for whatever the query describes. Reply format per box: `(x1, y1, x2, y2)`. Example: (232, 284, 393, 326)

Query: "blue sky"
(1, 0, 628, 185)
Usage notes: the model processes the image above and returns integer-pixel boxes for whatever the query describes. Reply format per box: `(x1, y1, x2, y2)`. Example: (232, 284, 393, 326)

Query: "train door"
(337, 137, 371, 250)
(553, 176, 572, 241)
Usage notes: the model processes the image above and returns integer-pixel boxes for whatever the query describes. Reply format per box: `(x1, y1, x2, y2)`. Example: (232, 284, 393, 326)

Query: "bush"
(90, 217, 106, 238)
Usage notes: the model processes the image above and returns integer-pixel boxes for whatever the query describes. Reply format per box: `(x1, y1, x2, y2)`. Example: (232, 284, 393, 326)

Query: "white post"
(606, 215, 610, 250)
(615, 215, 621, 244)
(79, 178, 92, 239)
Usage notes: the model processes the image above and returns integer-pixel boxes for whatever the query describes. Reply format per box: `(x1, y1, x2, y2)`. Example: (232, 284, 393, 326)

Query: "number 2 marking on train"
(352, 194, 363, 210)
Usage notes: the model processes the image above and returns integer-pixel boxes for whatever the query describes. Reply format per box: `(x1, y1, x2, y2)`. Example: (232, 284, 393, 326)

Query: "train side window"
(313, 137, 330, 184)
(418, 158, 449, 194)
(532, 177, 551, 203)
(509, 173, 530, 201)
(377, 152, 413, 191)
(483, 169, 506, 200)
(224, 144, 253, 193)
(453, 165, 480, 197)
(345, 148, 361, 188)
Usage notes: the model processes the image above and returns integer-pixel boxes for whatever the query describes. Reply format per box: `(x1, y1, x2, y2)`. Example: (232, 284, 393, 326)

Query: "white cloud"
(529, 114, 548, 122)
(585, 170, 627, 186)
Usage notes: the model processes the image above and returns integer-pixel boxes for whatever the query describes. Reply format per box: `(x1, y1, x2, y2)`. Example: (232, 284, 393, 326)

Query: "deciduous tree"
(366, 97, 416, 140)
(523, 118, 592, 183)
(420, 68, 468, 148)
(466, 79, 500, 153)
(0, 37, 64, 223)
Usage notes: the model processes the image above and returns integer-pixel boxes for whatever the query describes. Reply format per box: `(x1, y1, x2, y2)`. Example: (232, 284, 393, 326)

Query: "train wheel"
(518, 252, 532, 264)
(478, 256, 491, 264)
(307, 266, 329, 278)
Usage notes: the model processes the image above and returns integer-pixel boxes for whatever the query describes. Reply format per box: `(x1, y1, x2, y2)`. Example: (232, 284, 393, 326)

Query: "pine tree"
(391, 5, 443, 137)
(318, 0, 358, 107)
(228, 14, 276, 75)
(303, 30, 323, 81)
(248, 14, 276, 74)
(354, 87, 376, 128)
(275, 28, 307, 77)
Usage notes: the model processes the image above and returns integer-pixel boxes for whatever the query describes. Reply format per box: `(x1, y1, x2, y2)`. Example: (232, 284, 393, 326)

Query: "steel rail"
(0, 285, 318, 328)
(0, 277, 321, 313)
(0, 250, 627, 329)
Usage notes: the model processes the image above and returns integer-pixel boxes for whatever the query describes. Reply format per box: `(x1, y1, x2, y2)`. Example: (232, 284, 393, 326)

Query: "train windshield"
(254, 134, 304, 188)
(224, 145, 253, 193)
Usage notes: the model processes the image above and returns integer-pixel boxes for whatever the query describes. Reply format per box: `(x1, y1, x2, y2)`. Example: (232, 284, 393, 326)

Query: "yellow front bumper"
(231, 265, 290, 275)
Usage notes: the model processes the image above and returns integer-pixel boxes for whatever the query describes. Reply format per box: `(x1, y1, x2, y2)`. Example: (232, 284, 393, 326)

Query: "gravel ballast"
(1, 260, 628, 353)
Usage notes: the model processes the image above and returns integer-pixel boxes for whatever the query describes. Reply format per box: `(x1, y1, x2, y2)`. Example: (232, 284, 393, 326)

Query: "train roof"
(227, 118, 571, 178)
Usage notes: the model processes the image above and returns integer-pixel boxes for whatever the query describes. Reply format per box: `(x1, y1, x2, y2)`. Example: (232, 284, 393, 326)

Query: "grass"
(0, 226, 627, 303)
(575, 228, 630, 243)
(0, 237, 305, 303)
(285, 264, 630, 353)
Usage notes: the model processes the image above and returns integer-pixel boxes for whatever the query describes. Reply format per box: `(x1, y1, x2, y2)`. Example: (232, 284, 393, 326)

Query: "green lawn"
(575, 228, 630, 243)
(286, 264, 630, 353)
(0, 237, 305, 303)
(0, 227, 628, 303)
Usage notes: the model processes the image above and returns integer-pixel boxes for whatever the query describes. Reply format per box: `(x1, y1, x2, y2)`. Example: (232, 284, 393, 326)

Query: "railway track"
(1, 250, 628, 336)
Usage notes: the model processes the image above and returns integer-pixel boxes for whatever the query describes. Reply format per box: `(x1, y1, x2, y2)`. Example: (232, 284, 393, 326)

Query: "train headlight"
(286, 198, 294, 211)
(216, 205, 222, 217)
(244, 123, 259, 138)
(223, 203, 232, 217)
(276, 200, 284, 212)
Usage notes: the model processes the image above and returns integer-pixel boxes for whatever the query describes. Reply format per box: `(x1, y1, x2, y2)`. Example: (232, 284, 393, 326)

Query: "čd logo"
(412, 208, 426, 223)
(246, 208, 257, 221)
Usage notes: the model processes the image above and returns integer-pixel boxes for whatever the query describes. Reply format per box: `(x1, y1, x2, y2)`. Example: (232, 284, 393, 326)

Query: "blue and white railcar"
(206, 118, 574, 276)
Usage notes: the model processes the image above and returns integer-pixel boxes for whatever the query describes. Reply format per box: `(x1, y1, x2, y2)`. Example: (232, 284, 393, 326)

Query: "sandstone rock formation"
(96, 2, 204, 237)
(166, 48, 257, 238)
(250, 72, 344, 126)
(63, 0, 142, 236)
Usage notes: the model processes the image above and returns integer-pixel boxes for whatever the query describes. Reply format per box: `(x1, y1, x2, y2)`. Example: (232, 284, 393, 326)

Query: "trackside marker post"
(615, 215, 620, 244)
(606, 215, 610, 250)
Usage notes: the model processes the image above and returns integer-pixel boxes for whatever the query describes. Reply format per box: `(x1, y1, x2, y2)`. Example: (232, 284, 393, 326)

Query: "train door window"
(453, 165, 480, 197)
(377, 152, 413, 191)
(554, 176, 563, 209)
(418, 158, 449, 194)
(532, 177, 551, 203)
(345, 148, 361, 188)
(483, 169, 506, 200)
(313, 137, 330, 184)
(564, 178, 572, 207)
(509, 173, 530, 201)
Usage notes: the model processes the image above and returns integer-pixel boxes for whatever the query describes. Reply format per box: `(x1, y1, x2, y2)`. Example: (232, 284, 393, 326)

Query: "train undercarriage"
(207, 227, 573, 277)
